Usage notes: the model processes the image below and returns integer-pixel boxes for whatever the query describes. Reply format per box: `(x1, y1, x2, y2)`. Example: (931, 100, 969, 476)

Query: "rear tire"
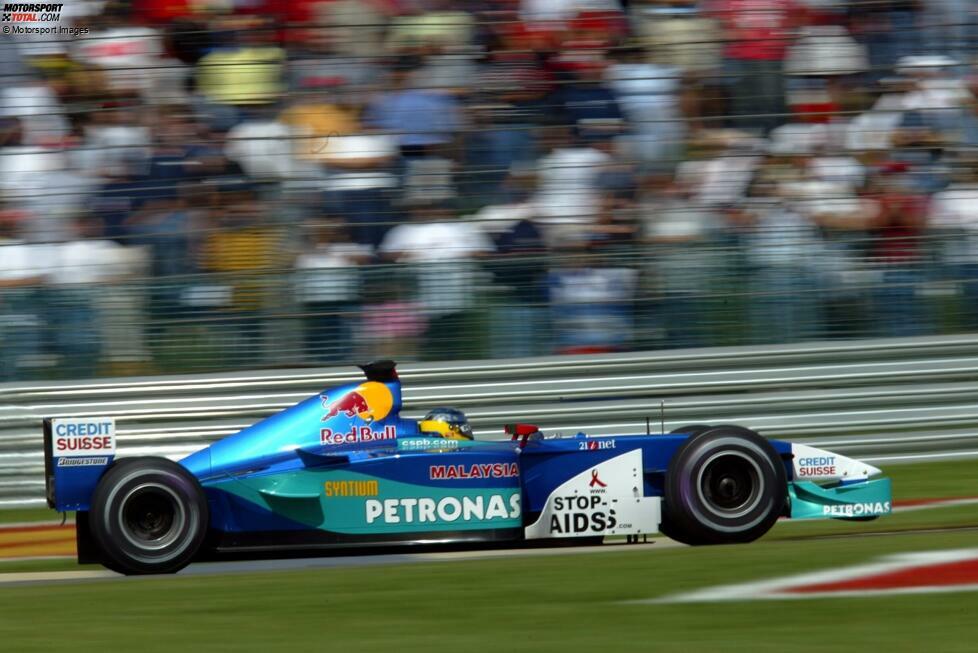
(661, 426, 786, 545)
(89, 457, 208, 575)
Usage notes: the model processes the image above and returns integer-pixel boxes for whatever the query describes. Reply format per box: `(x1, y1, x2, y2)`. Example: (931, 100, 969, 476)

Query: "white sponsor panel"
(51, 417, 116, 457)
(525, 448, 660, 539)
(791, 443, 881, 482)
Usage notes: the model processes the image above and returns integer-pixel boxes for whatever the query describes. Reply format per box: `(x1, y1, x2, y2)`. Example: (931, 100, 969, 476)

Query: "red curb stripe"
(893, 496, 978, 508)
(0, 524, 73, 536)
(786, 558, 978, 593)
(0, 535, 75, 553)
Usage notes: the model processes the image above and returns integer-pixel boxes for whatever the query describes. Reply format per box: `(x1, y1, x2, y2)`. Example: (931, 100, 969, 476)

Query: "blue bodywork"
(45, 365, 891, 554)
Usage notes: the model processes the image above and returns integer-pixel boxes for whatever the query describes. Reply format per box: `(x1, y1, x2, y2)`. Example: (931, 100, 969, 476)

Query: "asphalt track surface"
(4, 498, 976, 587)
(5, 525, 975, 588)
(0, 539, 678, 587)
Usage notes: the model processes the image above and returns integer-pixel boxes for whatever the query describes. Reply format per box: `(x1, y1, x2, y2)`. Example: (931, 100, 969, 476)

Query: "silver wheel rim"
(117, 482, 187, 554)
(696, 451, 764, 519)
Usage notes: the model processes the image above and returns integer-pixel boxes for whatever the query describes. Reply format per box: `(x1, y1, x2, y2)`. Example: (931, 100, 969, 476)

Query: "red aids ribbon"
(589, 469, 607, 488)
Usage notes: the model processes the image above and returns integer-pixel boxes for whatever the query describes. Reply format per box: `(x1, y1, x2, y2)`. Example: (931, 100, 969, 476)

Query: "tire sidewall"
(90, 458, 208, 574)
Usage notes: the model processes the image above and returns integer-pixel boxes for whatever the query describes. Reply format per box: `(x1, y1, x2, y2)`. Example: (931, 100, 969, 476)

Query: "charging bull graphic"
(321, 381, 394, 423)
(323, 392, 368, 419)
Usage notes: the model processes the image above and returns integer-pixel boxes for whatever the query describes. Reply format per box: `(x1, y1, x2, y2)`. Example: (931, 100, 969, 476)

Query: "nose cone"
(791, 443, 883, 482)
(862, 461, 883, 478)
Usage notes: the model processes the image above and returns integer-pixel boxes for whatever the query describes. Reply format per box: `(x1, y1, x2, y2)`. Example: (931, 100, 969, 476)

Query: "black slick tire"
(89, 457, 208, 575)
(661, 426, 786, 545)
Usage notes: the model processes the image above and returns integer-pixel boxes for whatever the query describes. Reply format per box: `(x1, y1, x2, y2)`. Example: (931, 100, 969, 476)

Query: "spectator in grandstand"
(357, 274, 427, 362)
(378, 200, 494, 359)
(0, 116, 94, 244)
(639, 174, 723, 348)
(44, 216, 135, 377)
(588, 167, 640, 253)
(547, 241, 638, 354)
(487, 214, 551, 358)
(850, 0, 922, 74)
(89, 148, 151, 244)
(889, 57, 976, 192)
(462, 52, 547, 208)
(73, 1, 187, 103)
(630, 0, 723, 76)
(864, 164, 933, 338)
(605, 41, 684, 171)
(673, 130, 765, 208)
(928, 154, 978, 330)
(1, 82, 70, 148)
(769, 122, 875, 338)
(310, 0, 387, 60)
(386, 0, 476, 53)
(364, 55, 463, 158)
(782, 21, 868, 128)
(280, 76, 359, 164)
(196, 183, 289, 364)
(0, 208, 45, 380)
(281, 81, 401, 248)
(469, 165, 539, 238)
(729, 168, 826, 344)
(224, 107, 298, 181)
(533, 122, 615, 245)
(72, 94, 151, 186)
(146, 107, 221, 202)
(921, 0, 978, 63)
(319, 128, 402, 249)
(287, 4, 383, 95)
(123, 175, 197, 328)
(709, 0, 794, 134)
(388, 0, 480, 96)
(294, 219, 372, 365)
(194, 16, 286, 132)
(555, 60, 625, 143)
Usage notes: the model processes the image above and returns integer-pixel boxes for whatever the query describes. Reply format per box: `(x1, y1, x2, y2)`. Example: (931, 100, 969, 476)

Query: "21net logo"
(2, 3, 63, 22)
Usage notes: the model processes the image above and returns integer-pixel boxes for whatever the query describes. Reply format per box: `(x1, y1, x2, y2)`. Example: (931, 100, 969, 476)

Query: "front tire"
(669, 424, 713, 438)
(89, 457, 208, 575)
(661, 426, 786, 545)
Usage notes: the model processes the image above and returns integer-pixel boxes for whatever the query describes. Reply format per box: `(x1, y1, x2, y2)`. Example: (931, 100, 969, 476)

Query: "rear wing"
(43, 417, 117, 512)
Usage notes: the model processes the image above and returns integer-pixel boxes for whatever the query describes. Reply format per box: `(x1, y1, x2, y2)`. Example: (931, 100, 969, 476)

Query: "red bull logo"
(321, 425, 398, 446)
(322, 392, 369, 420)
(321, 382, 394, 423)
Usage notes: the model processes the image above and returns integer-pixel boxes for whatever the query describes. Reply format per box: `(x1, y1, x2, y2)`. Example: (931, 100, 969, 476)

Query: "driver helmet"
(419, 407, 473, 440)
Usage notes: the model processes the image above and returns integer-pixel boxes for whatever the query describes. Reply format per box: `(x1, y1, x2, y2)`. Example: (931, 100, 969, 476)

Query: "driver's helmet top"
(419, 407, 473, 440)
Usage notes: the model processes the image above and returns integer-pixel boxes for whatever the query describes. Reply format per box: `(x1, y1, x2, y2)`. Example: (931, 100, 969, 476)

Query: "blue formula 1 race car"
(43, 361, 893, 575)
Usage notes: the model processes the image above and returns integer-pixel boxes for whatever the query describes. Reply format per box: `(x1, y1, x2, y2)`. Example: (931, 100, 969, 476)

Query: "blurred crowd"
(3, 0, 978, 380)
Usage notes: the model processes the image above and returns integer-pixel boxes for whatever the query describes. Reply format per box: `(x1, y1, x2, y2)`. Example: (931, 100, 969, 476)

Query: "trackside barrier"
(2, 334, 978, 507)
